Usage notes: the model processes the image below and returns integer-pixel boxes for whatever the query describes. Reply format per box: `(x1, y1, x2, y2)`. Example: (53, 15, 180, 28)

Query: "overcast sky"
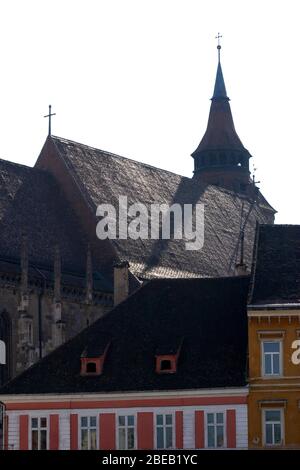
(0, 0, 299, 224)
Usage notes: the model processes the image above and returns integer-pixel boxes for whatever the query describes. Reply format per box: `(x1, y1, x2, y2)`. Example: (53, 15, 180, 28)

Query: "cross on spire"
(215, 32, 222, 62)
(44, 105, 56, 136)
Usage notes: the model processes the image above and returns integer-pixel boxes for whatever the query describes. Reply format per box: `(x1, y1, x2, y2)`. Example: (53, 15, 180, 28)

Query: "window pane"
(90, 417, 96, 428)
(81, 417, 88, 428)
(207, 426, 215, 447)
(165, 415, 172, 425)
(81, 429, 88, 450)
(274, 424, 282, 444)
(216, 425, 224, 447)
(264, 342, 279, 353)
(157, 427, 164, 449)
(166, 427, 173, 449)
(265, 410, 281, 422)
(156, 415, 163, 426)
(265, 423, 273, 444)
(273, 354, 280, 374)
(40, 430, 47, 450)
(31, 418, 38, 429)
(127, 416, 134, 427)
(32, 430, 38, 450)
(119, 428, 126, 449)
(207, 413, 214, 424)
(118, 416, 125, 426)
(90, 429, 97, 450)
(264, 354, 272, 374)
(40, 418, 47, 428)
(216, 413, 223, 424)
(127, 428, 135, 449)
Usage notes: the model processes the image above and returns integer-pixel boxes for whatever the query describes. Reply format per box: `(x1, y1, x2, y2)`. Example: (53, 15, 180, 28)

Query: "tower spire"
(213, 33, 228, 100)
(191, 38, 251, 193)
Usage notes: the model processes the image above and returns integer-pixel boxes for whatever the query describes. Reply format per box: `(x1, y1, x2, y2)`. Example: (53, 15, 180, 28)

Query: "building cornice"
(0, 387, 249, 404)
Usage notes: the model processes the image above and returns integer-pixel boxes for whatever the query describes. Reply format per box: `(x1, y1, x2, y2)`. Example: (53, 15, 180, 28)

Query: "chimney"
(114, 261, 130, 306)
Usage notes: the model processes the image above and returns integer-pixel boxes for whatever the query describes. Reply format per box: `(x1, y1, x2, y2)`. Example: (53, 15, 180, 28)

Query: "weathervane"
(44, 105, 56, 136)
(215, 32, 222, 62)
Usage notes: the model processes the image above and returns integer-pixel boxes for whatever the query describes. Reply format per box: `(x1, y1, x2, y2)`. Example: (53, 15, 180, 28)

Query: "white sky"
(0, 0, 299, 224)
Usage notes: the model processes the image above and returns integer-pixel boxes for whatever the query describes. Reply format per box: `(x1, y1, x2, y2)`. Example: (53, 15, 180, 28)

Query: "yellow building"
(248, 224, 300, 449)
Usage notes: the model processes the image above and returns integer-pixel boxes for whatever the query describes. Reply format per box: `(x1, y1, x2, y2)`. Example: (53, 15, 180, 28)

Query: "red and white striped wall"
(1, 388, 248, 450)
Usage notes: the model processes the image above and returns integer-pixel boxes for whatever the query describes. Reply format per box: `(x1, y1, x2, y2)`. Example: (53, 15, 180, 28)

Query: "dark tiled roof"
(43, 136, 274, 280)
(0, 158, 111, 291)
(0, 276, 250, 394)
(249, 224, 300, 305)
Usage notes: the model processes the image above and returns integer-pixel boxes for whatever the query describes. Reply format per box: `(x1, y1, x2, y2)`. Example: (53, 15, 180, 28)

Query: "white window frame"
(79, 415, 98, 450)
(205, 411, 226, 449)
(261, 340, 283, 377)
(154, 412, 175, 449)
(262, 408, 284, 447)
(30, 416, 48, 450)
(116, 414, 136, 450)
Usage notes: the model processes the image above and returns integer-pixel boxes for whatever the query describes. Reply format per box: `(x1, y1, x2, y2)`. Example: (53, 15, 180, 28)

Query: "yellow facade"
(248, 309, 300, 449)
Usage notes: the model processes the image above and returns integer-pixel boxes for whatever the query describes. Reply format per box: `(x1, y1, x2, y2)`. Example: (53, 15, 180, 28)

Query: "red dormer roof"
(155, 338, 183, 374)
(80, 334, 110, 376)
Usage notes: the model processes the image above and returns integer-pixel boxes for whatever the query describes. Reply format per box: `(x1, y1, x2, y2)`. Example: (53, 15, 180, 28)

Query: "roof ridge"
(50, 135, 188, 180)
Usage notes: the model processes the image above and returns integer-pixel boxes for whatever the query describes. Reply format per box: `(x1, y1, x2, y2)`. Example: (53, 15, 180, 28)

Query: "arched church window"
(0, 310, 11, 386)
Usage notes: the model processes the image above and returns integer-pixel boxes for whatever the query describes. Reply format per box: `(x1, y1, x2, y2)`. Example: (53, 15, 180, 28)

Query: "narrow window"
(31, 417, 48, 450)
(118, 415, 135, 450)
(156, 414, 173, 449)
(206, 412, 224, 448)
(264, 409, 283, 446)
(80, 416, 97, 450)
(28, 322, 33, 345)
(262, 341, 282, 376)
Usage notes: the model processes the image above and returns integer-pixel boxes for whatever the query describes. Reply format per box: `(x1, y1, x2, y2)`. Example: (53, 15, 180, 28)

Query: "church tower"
(192, 40, 251, 193)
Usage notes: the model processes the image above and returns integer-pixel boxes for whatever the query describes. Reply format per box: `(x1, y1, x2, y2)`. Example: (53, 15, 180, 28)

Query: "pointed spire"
(191, 37, 251, 192)
(212, 34, 228, 99)
(212, 62, 228, 100)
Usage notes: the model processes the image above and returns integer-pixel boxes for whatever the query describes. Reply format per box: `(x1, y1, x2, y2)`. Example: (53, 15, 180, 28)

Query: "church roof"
(0, 275, 250, 395)
(0, 158, 111, 291)
(249, 224, 300, 306)
(40, 135, 275, 280)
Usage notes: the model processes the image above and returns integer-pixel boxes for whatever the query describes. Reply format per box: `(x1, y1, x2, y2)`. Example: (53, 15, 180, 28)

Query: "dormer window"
(156, 356, 177, 374)
(155, 338, 183, 375)
(80, 336, 110, 376)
